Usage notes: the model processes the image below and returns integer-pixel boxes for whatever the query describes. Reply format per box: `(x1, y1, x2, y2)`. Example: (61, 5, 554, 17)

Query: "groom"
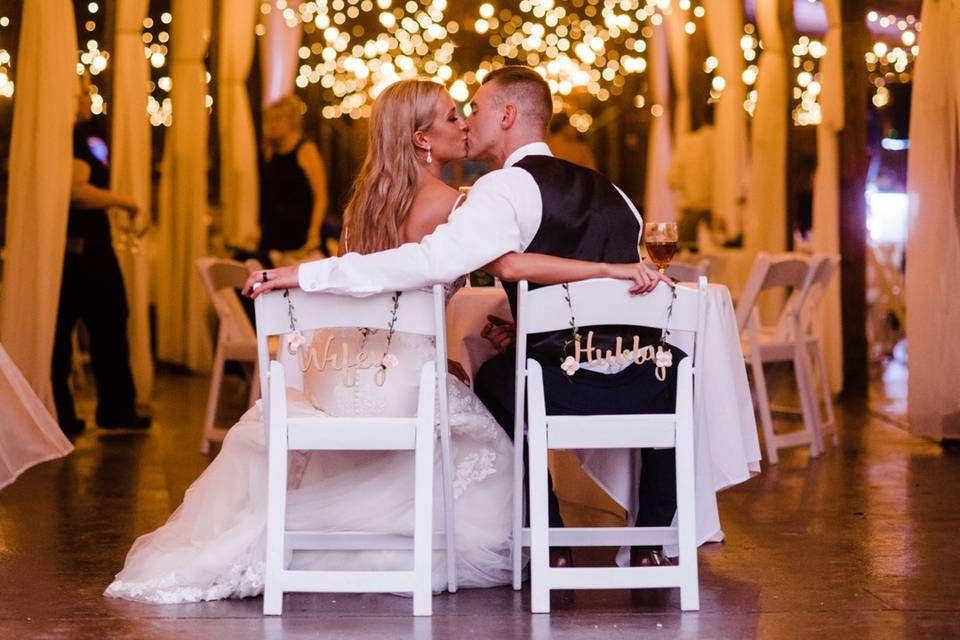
(245, 66, 679, 566)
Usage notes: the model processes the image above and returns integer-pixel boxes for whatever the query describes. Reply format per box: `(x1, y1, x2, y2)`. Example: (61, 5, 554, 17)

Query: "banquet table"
(444, 283, 762, 549)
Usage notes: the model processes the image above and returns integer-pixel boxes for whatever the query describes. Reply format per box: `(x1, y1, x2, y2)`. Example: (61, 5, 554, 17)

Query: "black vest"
(502, 155, 653, 366)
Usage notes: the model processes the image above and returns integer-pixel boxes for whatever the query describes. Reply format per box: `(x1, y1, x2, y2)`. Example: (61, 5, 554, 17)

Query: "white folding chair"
(798, 255, 841, 448)
(735, 253, 821, 464)
(513, 278, 706, 612)
(666, 259, 709, 283)
(195, 257, 260, 454)
(255, 284, 457, 617)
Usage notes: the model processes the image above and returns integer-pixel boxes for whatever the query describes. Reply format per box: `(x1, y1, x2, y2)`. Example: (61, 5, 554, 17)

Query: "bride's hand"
(447, 359, 471, 386)
(605, 262, 674, 295)
(242, 265, 300, 298)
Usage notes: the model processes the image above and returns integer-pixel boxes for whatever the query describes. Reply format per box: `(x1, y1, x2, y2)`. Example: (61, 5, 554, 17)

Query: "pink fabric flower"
(655, 346, 673, 369)
(381, 353, 400, 369)
(286, 330, 305, 355)
(561, 355, 580, 376)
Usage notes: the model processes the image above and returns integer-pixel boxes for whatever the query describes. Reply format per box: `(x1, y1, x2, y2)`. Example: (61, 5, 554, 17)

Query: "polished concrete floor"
(1, 369, 959, 640)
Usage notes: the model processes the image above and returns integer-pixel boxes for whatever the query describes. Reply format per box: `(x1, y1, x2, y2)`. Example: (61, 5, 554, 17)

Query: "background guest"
(51, 72, 150, 435)
(256, 94, 328, 265)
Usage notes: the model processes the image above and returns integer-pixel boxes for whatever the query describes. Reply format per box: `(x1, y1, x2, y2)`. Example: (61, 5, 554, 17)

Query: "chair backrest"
(800, 254, 840, 336)
(253, 284, 449, 419)
(734, 252, 814, 333)
(196, 257, 257, 344)
(516, 277, 708, 372)
(666, 259, 709, 283)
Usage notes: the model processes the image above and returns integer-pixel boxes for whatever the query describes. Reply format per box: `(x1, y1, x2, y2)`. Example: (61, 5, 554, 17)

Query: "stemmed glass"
(643, 222, 678, 274)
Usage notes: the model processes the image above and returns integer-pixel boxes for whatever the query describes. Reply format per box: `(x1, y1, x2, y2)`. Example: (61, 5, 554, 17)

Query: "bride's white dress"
(0, 343, 73, 491)
(104, 326, 515, 603)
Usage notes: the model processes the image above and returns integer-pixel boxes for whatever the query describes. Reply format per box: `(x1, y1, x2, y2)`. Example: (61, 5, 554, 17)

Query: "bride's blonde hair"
(340, 79, 445, 255)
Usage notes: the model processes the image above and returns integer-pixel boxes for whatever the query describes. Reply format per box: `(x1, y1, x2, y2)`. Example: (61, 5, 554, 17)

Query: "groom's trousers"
(474, 349, 680, 532)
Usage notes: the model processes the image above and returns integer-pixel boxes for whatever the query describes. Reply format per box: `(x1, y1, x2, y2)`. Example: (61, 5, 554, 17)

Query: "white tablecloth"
(444, 285, 513, 379)
(445, 284, 762, 549)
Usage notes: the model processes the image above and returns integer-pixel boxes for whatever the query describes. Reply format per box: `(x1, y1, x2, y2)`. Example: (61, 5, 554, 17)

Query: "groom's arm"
(297, 169, 542, 295)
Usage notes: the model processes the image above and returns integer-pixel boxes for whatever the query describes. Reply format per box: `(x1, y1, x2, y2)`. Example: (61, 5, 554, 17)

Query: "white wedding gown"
(104, 326, 515, 604)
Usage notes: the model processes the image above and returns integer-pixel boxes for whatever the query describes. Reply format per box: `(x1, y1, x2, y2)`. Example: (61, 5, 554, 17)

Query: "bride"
(105, 79, 650, 604)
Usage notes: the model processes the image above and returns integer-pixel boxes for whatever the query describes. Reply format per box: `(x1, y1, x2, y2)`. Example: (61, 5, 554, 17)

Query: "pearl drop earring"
(426, 146, 432, 164)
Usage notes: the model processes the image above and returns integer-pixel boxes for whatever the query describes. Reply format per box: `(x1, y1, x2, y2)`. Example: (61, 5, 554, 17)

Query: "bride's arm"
(485, 252, 671, 294)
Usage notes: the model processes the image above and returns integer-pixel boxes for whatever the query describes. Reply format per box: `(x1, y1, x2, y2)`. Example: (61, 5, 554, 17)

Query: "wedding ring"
(262, 271, 268, 283)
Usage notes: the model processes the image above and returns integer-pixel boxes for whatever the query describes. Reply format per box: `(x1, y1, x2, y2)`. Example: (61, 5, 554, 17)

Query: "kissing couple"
(106, 66, 678, 603)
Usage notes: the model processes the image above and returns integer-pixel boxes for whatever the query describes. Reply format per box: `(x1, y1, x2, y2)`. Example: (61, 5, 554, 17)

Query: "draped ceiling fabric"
(260, 0, 303, 107)
(811, 0, 844, 393)
(112, 0, 154, 405)
(218, 0, 259, 244)
(644, 21, 676, 223)
(704, 0, 748, 237)
(745, 0, 789, 259)
(905, 0, 960, 441)
(664, 4, 691, 140)
(0, 1, 77, 414)
(155, 0, 213, 371)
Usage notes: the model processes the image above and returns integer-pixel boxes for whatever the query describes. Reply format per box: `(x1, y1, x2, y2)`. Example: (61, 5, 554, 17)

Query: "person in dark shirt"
(51, 72, 150, 435)
(256, 94, 328, 265)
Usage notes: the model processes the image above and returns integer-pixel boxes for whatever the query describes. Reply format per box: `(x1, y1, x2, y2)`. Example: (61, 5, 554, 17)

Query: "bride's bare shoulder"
(402, 181, 460, 243)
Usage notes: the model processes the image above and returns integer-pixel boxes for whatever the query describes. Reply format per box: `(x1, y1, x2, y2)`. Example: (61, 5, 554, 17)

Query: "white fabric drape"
(0, 1, 77, 414)
(0, 344, 72, 491)
(259, 0, 303, 106)
(745, 0, 789, 257)
(112, 0, 154, 405)
(811, 0, 844, 393)
(704, 0, 748, 236)
(664, 5, 691, 139)
(155, 0, 213, 371)
(644, 21, 676, 223)
(218, 0, 259, 244)
(905, 0, 960, 441)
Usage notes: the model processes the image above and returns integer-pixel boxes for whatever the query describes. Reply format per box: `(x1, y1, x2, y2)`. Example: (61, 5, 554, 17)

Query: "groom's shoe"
(98, 413, 152, 429)
(550, 547, 573, 568)
(630, 547, 675, 567)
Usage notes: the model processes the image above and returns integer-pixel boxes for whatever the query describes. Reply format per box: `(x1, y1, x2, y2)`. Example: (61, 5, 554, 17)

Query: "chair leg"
(412, 414, 434, 617)
(511, 424, 526, 591)
(262, 431, 288, 615)
(528, 416, 551, 614)
(676, 439, 700, 611)
(749, 355, 779, 465)
(247, 361, 260, 408)
(438, 426, 458, 593)
(793, 343, 823, 458)
(201, 345, 226, 454)
(814, 342, 838, 446)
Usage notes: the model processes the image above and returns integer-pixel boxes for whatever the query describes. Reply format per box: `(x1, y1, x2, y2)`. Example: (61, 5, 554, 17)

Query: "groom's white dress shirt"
(299, 142, 643, 296)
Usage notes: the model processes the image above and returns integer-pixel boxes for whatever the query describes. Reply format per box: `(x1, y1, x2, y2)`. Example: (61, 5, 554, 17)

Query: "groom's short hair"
(482, 66, 553, 134)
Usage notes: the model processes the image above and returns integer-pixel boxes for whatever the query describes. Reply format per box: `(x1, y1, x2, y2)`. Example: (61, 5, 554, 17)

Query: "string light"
(865, 8, 919, 109)
(791, 35, 825, 126)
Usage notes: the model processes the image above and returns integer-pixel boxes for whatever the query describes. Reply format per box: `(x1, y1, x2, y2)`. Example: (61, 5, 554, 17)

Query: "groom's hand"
(607, 262, 674, 295)
(481, 315, 516, 353)
(242, 265, 300, 298)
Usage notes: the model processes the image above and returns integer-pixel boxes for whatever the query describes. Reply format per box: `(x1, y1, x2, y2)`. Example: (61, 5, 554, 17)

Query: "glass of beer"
(643, 222, 678, 274)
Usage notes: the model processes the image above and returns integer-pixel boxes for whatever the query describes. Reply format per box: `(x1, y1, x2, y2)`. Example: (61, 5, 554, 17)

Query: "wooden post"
(837, 0, 870, 397)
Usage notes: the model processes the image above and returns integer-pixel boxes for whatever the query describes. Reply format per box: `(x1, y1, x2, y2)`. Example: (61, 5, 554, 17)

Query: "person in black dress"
(257, 95, 329, 265)
(51, 72, 150, 436)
